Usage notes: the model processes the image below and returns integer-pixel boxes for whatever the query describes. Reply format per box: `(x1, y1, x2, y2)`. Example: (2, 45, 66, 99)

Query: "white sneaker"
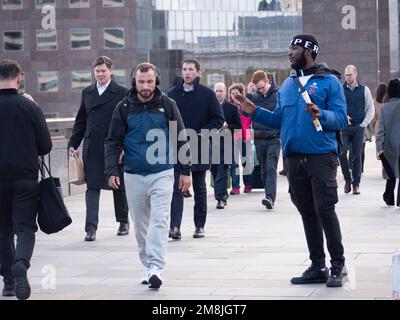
(140, 269, 150, 285)
(148, 267, 163, 289)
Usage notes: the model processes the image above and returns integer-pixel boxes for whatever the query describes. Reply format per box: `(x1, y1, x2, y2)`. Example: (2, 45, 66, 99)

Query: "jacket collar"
(0, 88, 19, 95)
(87, 79, 119, 95)
(177, 77, 201, 92)
(292, 64, 342, 80)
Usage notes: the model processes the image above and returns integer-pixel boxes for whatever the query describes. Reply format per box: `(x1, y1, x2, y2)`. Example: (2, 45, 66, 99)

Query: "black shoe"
(85, 230, 96, 241)
(2, 279, 15, 297)
(117, 222, 129, 236)
(290, 265, 329, 284)
(279, 169, 286, 176)
(344, 180, 352, 193)
(148, 274, 162, 289)
(170, 227, 181, 240)
(262, 198, 274, 210)
(12, 262, 30, 300)
(223, 194, 228, 206)
(352, 185, 360, 195)
(216, 200, 224, 209)
(326, 265, 347, 287)
(193, 227, 205, 238)
(383, 180, 395, 205)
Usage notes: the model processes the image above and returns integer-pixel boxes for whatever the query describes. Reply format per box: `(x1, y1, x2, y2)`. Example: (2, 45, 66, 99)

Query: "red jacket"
(229, 98, 252, 142)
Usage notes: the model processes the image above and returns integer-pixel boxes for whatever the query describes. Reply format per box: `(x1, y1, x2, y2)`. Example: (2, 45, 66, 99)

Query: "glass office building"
(137, 0, 302, 89)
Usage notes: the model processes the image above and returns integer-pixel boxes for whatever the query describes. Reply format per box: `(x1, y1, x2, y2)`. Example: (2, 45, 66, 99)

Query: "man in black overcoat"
(68, 56, 129, 241)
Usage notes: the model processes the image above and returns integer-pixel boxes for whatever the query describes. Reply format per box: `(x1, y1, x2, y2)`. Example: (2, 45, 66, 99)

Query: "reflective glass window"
(2, 0, 22, 9)
(38, 71, 58, 92)
(104, 28, 125, 49)
(103, 0, 123, 7)
(37, 29, 57, 51)
(70, 28, 91, 50)
(3, 31, 23, 51)
(71, 71, 91, 91)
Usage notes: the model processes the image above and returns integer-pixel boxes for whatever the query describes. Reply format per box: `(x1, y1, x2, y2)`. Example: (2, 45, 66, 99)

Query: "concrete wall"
(302, 0, 390, 92)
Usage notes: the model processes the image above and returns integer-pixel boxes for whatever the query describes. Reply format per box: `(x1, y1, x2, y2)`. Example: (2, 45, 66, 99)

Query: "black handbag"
(38, 156, 72, 234)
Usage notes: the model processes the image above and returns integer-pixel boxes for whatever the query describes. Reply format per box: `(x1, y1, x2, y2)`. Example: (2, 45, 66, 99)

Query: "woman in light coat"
(376, 79, 400, 206)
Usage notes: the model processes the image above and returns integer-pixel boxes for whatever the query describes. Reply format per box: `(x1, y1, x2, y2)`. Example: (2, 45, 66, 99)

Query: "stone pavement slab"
(1, 142, 399, 300)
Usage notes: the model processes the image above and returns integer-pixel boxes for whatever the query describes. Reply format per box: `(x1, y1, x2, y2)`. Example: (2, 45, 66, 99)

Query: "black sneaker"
(262, 198, 274, 210)
(290, 266, 329, 284)
(117, 222, 129, 236)
(170, 227, 181, 240)
(148, 274, 162, 289)
(326, 266, 347, 287)
(216, 200, 224, 209)
(12, 262, 31, 300)
(193, 227, 205, 238)
(2, 279, 15, 297)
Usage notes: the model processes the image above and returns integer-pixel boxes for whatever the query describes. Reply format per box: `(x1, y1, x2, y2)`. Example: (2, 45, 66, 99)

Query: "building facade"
(1, 0, 399, 116)
(303, 0, 400, 91)
(147, 0, 302, 88)
(0, 0, 136, 116)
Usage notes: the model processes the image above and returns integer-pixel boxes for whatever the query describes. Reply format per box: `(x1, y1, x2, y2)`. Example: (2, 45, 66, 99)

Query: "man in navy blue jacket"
(168, 59, 224, 239)
(105, 63, 191, 289)
(234, 35, 349, 288)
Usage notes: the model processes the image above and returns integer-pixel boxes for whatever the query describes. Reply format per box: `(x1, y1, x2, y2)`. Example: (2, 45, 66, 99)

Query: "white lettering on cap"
(293, 39, 303, 45)
(304, 41, 312, 49)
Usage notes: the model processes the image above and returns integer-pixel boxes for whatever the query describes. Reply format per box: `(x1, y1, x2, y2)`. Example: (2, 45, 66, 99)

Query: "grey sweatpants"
(124, 169, 174, 271)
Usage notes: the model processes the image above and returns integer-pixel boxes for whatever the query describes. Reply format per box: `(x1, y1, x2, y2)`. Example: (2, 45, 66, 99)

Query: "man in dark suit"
(68, 56, 129, 241)
(211, 82, 242, 209)
(168, 58, 224, 239)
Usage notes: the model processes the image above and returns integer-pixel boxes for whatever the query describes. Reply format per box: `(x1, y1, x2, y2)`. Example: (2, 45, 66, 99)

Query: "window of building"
(2, 0, 22, 9)
(36, 0, 56, 8)
(104, 28, 124, 49)
(38, 71, 58, 92)
(113, 70, 126, 87)
(70, 28, 91, 50)
(71, 71, 91, 91)
(36, 30, 57, 51)
(3, 31, 23, 51)
(103, 0, 123, 7)
(69, 0, 89, 8)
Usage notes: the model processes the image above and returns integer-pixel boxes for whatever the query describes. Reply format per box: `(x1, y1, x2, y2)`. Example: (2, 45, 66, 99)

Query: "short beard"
(291, 50, 307, 70)
(138, 89, 154, 100)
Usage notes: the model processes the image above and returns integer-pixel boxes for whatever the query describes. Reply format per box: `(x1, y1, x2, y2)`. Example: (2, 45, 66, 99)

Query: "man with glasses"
(247, 70, 280, 210)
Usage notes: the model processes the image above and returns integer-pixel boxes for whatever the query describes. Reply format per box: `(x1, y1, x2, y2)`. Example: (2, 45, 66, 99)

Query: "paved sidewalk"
(2, 142, 399, 300)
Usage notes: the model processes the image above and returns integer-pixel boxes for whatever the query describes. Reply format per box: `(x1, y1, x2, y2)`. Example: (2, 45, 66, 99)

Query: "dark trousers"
(254, 138, 281, 201)
(230, 140, 253, 188)
(211, 164, 229, 201)
(85, 188, 129, 232)
(170, 166, 207, 229)
(287, 153, 345, 268)
(0, 180, 39, 282)
(339, 125, 364, 186)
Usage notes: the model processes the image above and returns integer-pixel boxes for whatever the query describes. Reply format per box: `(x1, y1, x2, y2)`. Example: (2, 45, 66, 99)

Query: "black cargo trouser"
(287, 153, 345, 269)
